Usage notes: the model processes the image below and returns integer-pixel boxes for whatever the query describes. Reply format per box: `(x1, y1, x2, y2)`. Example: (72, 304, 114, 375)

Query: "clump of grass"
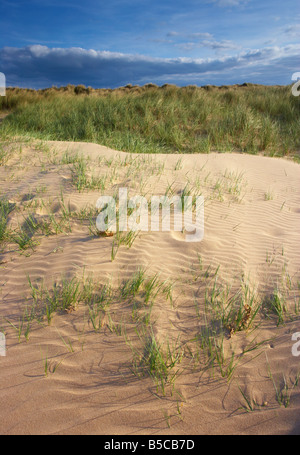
(82, 277, 113, 308)
(224, 285, 261, 336)
(40, 346, 64, 377)
(97, 269, 180, 393)
(5, 301, 35, 343)
(40, 211, 71, 236)
(202, 276, 260, 338)
(27, 275, 82, 323)
(60, 150, 82, 165)
(196, 326, 240, 381)
(120, 268, 146, 299)
(73, 204, 99, 222)
(118, 269, 174, 310)
(266, 356, 300, 408)
(238, 386, 265, 412)
(71, 158, 107, 192)
(71, 159, 89, 191)
(13, 214, 40, 252)
(0, 145, 8, 165)
(263, 289, 287, 326)
(88, 305, 105, 332)
(143, 274, 162, 304)
(264, 189, 274, 201)
(131, 330, 184, 395)
(27, 273, 116, 327)
(192, 266, 267, 380)
(111, 229, 139, 261)
(41, 347, 49, 377)
(221, 169, 246, 201)
(174, 157, 183, 170)
(0, 198, 14, 242)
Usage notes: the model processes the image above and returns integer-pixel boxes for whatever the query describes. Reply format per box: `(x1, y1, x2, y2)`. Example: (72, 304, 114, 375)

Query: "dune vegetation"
(0, 83, 300, 434)
(1, 83, 299, 158)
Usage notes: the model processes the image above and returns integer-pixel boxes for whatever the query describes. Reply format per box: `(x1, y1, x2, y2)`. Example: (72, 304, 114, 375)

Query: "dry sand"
(0, 140, 299, 435)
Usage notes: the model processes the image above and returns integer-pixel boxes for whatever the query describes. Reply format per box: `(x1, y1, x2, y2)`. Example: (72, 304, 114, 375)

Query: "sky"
(0, 0, 299, 88)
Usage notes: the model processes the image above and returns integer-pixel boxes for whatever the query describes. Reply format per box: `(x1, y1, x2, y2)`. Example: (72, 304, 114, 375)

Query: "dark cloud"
(0, 44, 299, 88)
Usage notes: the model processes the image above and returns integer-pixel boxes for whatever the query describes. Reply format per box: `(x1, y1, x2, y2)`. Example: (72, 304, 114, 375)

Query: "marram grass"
(1, 84, 299, 157)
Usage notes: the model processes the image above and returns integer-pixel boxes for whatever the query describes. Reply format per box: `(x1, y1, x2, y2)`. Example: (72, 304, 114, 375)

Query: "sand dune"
(0, 140, 299, 434)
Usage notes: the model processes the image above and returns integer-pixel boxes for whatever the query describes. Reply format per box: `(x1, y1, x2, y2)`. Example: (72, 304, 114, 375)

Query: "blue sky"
(0, 0, 299, 88)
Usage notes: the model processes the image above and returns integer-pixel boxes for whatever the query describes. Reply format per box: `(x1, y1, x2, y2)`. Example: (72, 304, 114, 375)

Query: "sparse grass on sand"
(0, 85, 300, 433)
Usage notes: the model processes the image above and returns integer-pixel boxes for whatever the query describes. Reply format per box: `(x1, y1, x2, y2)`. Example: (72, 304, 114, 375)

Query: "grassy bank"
(0, 83, 299, 156)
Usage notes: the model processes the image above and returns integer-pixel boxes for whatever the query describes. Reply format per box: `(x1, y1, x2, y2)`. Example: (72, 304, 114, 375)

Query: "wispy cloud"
(1, 44, 299, 88)
(175, 40, 240, 52)
(167, 31, 181, 37)
(167, 31, 214, 40)
(208, 0, 249, 7)
(166, 32, 239, 53)
(283, 24, 300, 38)
(189, 33, 214, 40)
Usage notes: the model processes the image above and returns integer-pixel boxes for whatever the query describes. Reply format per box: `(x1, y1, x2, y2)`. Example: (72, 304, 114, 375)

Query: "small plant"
(27, 275, 82, 323)
(111, 229, 139, 261)
(143, 274, 162, 305)
(120, 268, 146, 299)
(131, 330, 183, 395)
(40, 346, 64, 376)
(40, 347, 49, 377)
(71, 158, 107, 192)
(197, 327, 239, 381)
(60, 150, 81, 165)
(266, 357, 300, 408)
(203, 277, 260, 338)
(27, 274, 116, 326)
(0, 146, 8, 165)
(264, 289, 287, 326)
(55, 328, 74, 353)
(264, 190, 274, 201)
(238, 386, 263, 412)
(6, 318, 24, 343)
(0, 198, 13, 242)
(13, 228, 39, 252)
(88, 305, 104, 332)
(174, 157, 183, 171)
(71, 158, 88, 191)
(164, 181, 176, 197)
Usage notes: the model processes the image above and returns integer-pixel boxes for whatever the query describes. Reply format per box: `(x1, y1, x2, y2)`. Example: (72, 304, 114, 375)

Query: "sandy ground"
(0, 140, 300, 435)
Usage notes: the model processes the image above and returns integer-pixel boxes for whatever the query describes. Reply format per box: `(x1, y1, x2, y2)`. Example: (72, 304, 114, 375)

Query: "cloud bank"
(0, 44, 299, 88)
